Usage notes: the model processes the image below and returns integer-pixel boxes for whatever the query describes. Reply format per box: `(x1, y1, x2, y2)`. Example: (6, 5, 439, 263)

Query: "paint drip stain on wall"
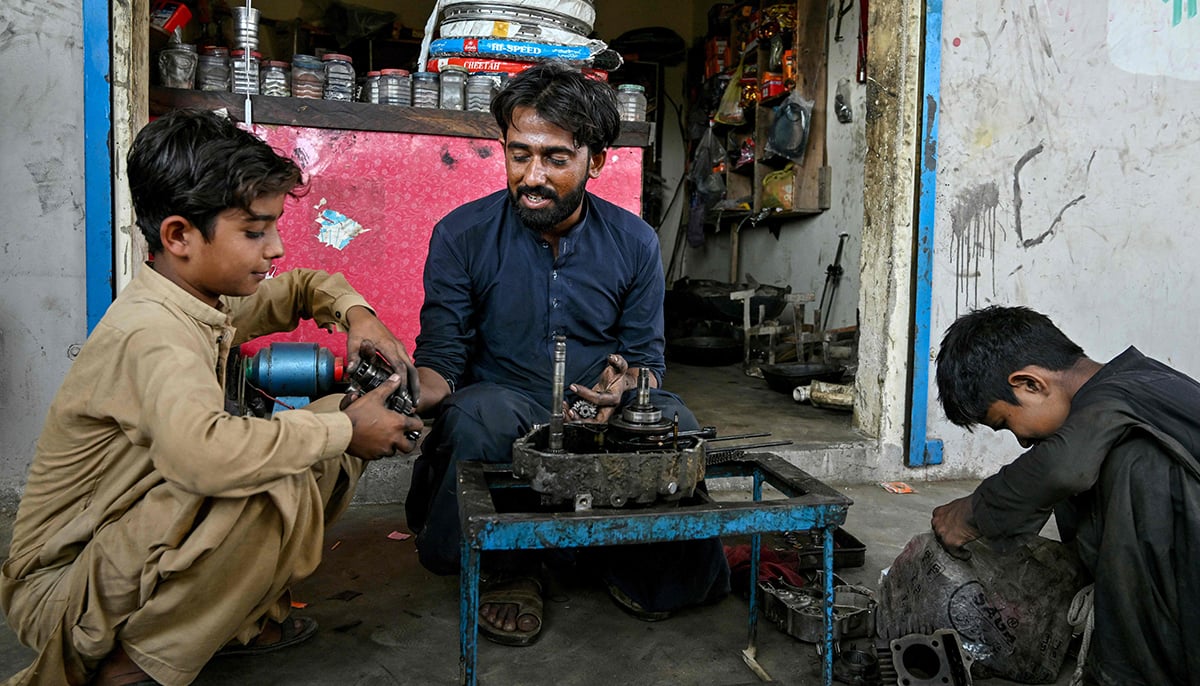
(949, 182, 1001, 317)
(315, 208, 369, 250)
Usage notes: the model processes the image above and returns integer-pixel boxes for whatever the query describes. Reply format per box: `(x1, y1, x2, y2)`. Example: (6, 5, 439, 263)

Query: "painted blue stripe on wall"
(83, 0, 113, 333)
(909, 0, 945, 467)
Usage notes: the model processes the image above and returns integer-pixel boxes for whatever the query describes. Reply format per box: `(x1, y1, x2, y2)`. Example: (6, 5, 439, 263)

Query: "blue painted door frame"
(908, 0, 944, 467)
(84, 0, 113, 332)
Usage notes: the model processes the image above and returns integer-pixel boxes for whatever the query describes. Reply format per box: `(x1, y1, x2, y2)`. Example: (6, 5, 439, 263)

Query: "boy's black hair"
(490, 61, 620, 156)
(127, 109, 303, 253)
(936, 305, 1086, 427)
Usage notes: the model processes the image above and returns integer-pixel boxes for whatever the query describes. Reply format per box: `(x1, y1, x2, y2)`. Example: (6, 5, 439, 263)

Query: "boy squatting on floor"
(931, 305, 1200, 686)
(0, 109, 423, 686)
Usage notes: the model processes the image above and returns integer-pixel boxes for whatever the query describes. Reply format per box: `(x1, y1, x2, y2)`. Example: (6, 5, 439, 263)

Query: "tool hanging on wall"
(834, 0, 855, 41)
(817, 232, 850, 332)
(857, 0, 869, 83)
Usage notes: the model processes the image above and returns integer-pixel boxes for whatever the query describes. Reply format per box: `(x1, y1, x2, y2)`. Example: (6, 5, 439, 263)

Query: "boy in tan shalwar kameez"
(0, 109, 424, 686)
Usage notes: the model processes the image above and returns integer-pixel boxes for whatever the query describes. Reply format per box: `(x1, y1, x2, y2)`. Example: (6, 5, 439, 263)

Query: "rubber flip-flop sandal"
(215, 616, 318, 657)
(606, 582, 672, 622)
(478, 576, 543, 647)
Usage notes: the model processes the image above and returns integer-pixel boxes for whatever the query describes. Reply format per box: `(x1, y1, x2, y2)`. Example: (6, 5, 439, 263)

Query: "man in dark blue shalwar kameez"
(405, 62, 729, 647)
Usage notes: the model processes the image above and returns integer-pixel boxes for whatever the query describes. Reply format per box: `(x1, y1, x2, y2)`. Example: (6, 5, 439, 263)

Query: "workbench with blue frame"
(456, 452, 853, 685)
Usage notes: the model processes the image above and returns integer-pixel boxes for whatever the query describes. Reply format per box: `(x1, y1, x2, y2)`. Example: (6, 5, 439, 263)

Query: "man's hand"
(566, 354, 644, 424)
(931, 495, 982, 558)
(342, 373, 424, 460)
(344, 306, 420, 409)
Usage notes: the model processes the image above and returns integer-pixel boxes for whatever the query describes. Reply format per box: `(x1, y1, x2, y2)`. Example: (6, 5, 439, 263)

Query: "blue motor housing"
(243, 342, 342, 397)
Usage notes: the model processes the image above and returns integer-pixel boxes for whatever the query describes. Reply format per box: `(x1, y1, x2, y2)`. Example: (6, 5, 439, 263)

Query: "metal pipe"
(705, 431, 772, 442)
(548, 335, 566, 452)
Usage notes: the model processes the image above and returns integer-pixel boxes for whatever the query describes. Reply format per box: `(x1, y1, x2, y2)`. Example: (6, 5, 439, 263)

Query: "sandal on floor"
(215, 616, 318, 657)
(606, 582, 673, 622)
(478, 576, 543, 647)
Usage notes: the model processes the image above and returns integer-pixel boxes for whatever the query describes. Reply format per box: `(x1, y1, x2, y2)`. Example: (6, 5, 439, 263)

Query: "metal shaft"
(549, 335, 566, 452)
(636, 367, 650, 406)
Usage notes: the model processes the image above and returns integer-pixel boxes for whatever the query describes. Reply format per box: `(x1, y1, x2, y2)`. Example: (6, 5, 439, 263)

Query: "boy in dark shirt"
(932, 305, 1200, 685)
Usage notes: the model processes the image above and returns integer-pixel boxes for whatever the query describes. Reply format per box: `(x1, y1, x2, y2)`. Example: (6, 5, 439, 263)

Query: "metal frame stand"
(457, 452, 852, 685)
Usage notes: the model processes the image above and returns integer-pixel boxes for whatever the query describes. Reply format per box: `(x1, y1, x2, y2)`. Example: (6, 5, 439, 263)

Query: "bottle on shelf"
(616, 83, 647, 122)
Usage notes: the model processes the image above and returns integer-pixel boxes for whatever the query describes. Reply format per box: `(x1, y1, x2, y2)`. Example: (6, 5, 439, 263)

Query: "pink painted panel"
(241, 124, 643, 363)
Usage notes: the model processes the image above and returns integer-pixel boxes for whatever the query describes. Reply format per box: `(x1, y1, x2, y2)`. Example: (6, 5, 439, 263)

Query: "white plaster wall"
(924, 0, 1200, 477)
(682, 3, 867, 333)
(0, 1, 88, 510)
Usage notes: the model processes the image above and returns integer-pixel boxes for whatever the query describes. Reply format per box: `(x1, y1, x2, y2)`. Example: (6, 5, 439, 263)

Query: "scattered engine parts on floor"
(879, 629, 974, 686)
(759, 578, 877, 643)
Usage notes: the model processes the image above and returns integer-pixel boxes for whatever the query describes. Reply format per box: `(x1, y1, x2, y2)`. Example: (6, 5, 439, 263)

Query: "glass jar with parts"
(411, 71, 440, 108)
(616, 83, 647, 122)
(362, 71, 381, 103)
(321, 53, 356, 101)
(158, 41, 198, 89)
(464, 73, 496, 112)
(196, 45, 230, 91)
(291, 54, 324, 98)
(259, 60, 290, 97)
(379, 68, 412, 106)
(438, 65, 468, 110)
(229, 49, 261, 95)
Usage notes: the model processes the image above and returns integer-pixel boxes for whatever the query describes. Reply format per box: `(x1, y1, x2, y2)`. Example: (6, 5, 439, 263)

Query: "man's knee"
(435, 384, 543, 463)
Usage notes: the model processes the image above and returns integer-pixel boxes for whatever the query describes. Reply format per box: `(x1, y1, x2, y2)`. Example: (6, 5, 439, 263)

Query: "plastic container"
(260, 60, 290, 97)
(196, 45, 231, 91)
(291, 54, 324, 99)
(379, 69, 411, 106)
(158, 41, 198, 89)
(229, 49, 261, 95)
(438, 64, 468, 110)
(616, 83, 647, 122)
(362, 71, 381, 103)
(412, 71, 440, 108)
(322, 53, 356, 101)
(465, 73, 495, 112)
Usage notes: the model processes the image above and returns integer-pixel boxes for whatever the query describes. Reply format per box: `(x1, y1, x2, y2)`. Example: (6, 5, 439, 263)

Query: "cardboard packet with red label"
(150, 0, 192, 35)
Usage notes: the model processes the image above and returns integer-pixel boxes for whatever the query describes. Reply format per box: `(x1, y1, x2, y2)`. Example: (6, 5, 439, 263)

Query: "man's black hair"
(127, 109, 303, 253)
(490, 61, 620, 156)
(936, 305, 1086, 427)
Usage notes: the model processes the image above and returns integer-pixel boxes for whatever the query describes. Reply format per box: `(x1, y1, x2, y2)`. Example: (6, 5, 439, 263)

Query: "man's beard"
(511, 180, 587, 232)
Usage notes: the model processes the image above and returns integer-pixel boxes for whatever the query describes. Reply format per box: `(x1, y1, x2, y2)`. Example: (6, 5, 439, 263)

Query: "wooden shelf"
(695, 0, 831, 216)
(150, 87, 654, 147)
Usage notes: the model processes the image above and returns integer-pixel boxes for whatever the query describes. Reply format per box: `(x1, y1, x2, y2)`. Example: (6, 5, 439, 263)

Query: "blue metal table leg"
(460, 538, 481, 686)
(740, 466, 772, 680)
(747, 467, 764, 647)
(823, 525, 835, 686)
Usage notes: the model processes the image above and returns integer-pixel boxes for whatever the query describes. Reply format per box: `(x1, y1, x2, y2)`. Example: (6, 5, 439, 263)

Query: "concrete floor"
(0, 361, 1075, 685)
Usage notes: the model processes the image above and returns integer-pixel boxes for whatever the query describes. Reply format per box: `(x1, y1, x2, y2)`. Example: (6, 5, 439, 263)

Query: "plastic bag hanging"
(764, 89, 814, 165)
(713, 61, 746, 126)
(689, 123, 727, 210)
